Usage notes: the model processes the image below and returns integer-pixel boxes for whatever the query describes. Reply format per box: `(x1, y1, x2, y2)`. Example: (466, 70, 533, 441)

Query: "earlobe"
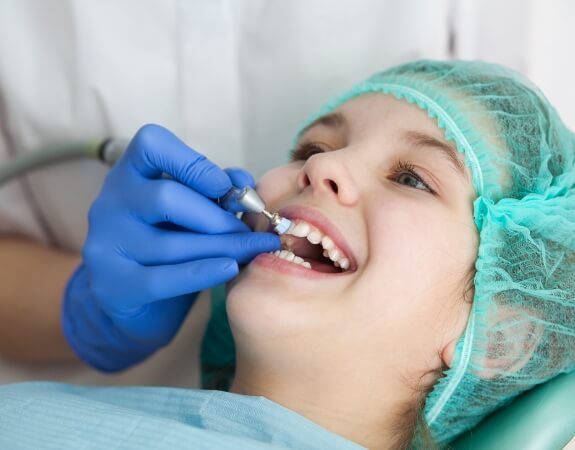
(441, 338, 458, 368)
(440, 300, 474, 369)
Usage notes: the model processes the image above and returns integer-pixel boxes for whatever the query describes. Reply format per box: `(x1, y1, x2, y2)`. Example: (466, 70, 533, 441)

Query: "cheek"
(370, 200, 475, 271)
(360, 202, 476, 322)
(256, 165, 299, 208)
(368, 207, 436, 278)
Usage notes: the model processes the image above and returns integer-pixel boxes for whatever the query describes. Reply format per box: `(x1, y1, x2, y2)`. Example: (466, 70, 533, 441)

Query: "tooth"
(339, 258, 350, 270)
(302, 262, 311, 269)
(286, 221, 296, 233)
(307, 229, 322, 245)
(280, 250, 289, 259)
(323, 249, 329, 258)
(274, 250, 281, 256)
(284, 251, 295, 262)
(291, 222, 310, 237)
(328, 248, 340, 261)
(334, 260, 340, 268)
(321, 236, 335, 250)
(293, 256, 304, 264)
(281, 235, 295, 251)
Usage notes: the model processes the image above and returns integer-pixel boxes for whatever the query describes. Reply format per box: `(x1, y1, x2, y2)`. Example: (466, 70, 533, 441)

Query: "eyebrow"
(400, 130, 466, 179)
(297, 112, 346, 137)
(298, 112, 467, 179)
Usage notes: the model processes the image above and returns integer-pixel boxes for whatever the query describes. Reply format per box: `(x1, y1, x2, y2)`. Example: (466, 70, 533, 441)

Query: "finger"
(109, 295, 195, 343)
(124, 124, 232, 198)
(126, 228, 281, 265)
(129, 258, 239, 308)
(224, 167, 256, 189)
(221, 167, 259, 213)
(133, 179, 250, 233)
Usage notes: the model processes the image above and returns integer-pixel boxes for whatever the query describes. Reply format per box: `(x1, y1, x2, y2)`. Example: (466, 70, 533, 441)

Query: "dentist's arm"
(62, 124, 280, 372)
(0, 236, 79, 362)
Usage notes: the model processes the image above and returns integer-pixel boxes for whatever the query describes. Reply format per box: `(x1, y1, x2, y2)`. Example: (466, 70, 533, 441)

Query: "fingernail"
(222, 260, 238, 273)
(214, 170, 232, 188)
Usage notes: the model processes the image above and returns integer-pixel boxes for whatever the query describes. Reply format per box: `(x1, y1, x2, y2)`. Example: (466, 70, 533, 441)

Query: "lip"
(273, 204, 358, 273)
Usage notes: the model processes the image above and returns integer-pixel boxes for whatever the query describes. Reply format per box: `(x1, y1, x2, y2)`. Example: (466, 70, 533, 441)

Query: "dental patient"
(1, 60, 574, 449)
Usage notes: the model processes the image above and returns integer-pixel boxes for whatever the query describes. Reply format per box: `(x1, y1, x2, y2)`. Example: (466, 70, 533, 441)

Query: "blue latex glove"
(62, 124, 280, 372)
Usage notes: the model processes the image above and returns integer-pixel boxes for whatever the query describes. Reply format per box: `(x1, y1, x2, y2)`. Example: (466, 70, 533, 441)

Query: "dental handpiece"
(218, 186, 292, 235)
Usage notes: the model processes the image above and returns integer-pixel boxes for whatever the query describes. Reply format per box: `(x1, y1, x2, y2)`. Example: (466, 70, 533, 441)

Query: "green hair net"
(298, 60, 575, 446)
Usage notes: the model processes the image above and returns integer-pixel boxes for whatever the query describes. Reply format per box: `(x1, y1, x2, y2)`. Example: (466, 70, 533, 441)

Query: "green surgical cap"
(299, 60, 575, 446)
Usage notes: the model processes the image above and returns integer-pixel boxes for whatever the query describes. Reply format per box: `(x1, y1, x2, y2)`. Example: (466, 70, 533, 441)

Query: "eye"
(396, 173, 427, 190)
(392, 160, 435, 194)
(289, 142, 328, 161)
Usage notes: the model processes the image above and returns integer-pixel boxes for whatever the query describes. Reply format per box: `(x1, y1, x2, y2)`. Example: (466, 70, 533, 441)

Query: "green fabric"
(200, 284, 235, 391)
(201, 60, 575, 447)
(451, 370, 575, 450)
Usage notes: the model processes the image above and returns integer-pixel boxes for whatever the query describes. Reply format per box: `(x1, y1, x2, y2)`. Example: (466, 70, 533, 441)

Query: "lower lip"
(252, 253, 353, 280)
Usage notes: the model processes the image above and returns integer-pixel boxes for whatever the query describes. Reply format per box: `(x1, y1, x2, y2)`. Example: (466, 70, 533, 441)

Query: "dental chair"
(451, 370, 575, 450)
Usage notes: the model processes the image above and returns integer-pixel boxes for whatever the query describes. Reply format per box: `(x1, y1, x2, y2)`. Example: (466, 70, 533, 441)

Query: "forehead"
(299, 92, 472, 186)
(332, 93, 445, 139)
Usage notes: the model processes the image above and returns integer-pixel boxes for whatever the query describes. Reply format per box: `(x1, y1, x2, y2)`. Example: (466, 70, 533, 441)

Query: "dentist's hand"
(62, 124, 280, 371)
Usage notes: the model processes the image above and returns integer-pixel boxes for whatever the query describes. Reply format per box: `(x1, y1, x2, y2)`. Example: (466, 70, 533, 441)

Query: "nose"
(296, 152, 360, 206)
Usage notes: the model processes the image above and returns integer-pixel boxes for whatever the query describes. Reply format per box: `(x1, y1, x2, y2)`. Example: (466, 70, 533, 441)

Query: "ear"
(477, 306, 544, 380)
(442, 305, 544, 379)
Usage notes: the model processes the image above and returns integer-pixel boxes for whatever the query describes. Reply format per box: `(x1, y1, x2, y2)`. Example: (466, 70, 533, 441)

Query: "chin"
(226, 266, 322, 341)
(227, 269, 287, 338)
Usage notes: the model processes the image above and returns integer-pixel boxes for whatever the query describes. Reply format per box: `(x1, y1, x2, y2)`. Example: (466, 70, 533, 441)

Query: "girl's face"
(228, 93, 478, 380)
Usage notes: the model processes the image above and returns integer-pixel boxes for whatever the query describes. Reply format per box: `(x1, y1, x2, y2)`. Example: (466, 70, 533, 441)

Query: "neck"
(229, 350, 415, 450)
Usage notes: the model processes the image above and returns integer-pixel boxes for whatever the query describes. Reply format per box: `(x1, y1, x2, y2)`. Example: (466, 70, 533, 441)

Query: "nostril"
(327, 179, 338, 194)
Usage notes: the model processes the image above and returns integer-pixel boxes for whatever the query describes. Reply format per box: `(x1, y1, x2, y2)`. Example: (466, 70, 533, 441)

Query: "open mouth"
(266, 217, 356, 274)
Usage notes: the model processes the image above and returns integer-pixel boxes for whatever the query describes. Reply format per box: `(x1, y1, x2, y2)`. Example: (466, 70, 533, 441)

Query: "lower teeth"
(270, 250, 311, 269)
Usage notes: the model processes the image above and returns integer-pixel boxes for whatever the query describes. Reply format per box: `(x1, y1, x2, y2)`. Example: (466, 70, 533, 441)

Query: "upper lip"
(276, 204, 358, 272)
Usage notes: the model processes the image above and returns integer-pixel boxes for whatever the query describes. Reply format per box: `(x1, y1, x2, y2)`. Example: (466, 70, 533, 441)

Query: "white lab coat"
(2, 0, 571, 386)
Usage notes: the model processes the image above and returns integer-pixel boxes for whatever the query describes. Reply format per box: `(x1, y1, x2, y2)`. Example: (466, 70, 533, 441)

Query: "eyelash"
(289, 142, 325, 161)
(289, 142, 436, 194)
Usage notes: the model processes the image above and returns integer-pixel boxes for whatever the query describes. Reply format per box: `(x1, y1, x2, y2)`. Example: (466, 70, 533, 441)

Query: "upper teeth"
(277, 220, 351, 271)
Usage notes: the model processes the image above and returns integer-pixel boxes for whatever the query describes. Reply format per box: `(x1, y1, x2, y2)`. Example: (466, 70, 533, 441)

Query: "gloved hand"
(62, 124, 280, 372)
